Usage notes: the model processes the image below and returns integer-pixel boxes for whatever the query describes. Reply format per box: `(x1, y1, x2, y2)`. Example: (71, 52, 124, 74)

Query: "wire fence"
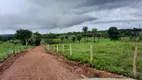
(0, 46, 29, 62)
(46, 44, 142, 79)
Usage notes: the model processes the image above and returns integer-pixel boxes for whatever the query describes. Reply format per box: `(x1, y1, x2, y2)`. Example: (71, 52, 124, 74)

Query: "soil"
(0, 45, 127, 80)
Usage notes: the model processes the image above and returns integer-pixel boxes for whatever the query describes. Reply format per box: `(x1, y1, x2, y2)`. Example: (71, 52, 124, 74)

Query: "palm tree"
(82, 26, 88, 42)
(91, 28, 97, 43)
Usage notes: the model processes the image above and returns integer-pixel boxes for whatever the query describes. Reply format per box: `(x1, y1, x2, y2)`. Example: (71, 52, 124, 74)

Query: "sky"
(0, 0, 142, 34)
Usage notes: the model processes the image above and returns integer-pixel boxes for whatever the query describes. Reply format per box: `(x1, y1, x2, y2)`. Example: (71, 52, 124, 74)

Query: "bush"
(44, 39, 60, 44)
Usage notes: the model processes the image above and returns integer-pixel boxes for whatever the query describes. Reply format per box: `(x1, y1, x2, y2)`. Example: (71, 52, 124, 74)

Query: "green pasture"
(47, 38, 142, 79)
(0, 42, 31, 62)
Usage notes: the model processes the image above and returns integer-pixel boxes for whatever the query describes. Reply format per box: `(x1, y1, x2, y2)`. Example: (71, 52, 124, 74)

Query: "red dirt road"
(0, 46, 81, 80)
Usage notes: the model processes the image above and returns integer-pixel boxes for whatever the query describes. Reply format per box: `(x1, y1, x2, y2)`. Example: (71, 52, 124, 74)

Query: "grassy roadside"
(47, 38, 142, 79)
(0, 42, 32, 62)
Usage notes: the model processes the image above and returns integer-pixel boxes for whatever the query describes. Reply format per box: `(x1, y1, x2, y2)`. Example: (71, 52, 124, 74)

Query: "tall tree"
(29, 32, 42, 46)
(108, 27, 120, 41)
(77, 34, 82, 43)
(60, 36, 64, 43)
(97, 32, 101, 42)
(82, 26, 88, 42)
(15, 29, 32, 45)
(65, 36, 68, 43)
(71, 36, 76, 43)
(91, 28, 97, 43)
(139, 31, 142, 41)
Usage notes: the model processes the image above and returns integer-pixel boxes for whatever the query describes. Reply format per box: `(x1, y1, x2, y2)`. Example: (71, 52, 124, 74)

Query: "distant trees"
(71, 36, 76, 43)
(15, 29, 32, 45)
(97, 32, 101, 42)
(82, 26, 88, 42)
(108, 27, 120, 41)
(77, 35, 82, 43)
(0, 36, 8, 42)
(139, 31, 142, 41)
(91, 28, 97, 43)
(43, 33, 57, 39)
(29, 32, 42, 46)
(65, 36, 68, 43)
(128, 32, 138, 41)
(60, 36, 64, 43)
(0, 34, 14, 42)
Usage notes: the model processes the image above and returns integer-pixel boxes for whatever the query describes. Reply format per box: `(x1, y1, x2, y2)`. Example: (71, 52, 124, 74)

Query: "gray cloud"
(0, 0, 142, 34)
(93, 19, 142, 24)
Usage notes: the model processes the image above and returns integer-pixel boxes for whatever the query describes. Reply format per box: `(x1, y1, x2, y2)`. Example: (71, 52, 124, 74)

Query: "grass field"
(0, 42, 31, 62)
(48, 38, 142, 79)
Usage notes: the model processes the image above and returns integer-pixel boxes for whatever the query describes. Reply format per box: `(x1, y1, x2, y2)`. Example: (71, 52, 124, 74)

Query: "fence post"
(47, 44, 50, 50)
(53, 45, 55, 52)
(53, 45, 54, 51)
(90, 45, 93, 61)
(51, 45, 53, 51)
(62, 45, 64, 55)
(48, 44, 50, 50)
(133, 45, 138, 78)
(12, 50, 14, 54)
(18, 49, 20, 53)
(56, 45, 58, 53)
(70, 44, 72, 56)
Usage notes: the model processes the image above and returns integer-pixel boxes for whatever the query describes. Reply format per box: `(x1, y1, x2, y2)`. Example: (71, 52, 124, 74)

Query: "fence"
(0, 46, 29, 62)
(46, 44, 93, 61)
(46, 44, 141, 79)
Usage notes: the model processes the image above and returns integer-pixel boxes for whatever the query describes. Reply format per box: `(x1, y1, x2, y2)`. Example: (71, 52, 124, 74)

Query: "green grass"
(0, 42, 31, 62)
(47, 38, 142, 79)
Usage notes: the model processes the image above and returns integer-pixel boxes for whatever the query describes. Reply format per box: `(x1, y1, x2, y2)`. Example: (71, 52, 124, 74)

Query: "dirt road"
(0, 46, 81, 80)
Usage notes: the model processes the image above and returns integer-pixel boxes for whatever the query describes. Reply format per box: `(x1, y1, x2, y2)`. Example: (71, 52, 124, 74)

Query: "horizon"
(0, 27, 142, 35)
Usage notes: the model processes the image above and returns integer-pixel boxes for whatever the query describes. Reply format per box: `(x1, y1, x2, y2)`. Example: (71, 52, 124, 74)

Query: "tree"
(44, 33, 57, 39)
(77, 34, 82, 43)
(65, 36, 68, 43)
(15, 29, 32, 45)
(71, 36, 76, 43)
(0, 36, 8, 42)
(97, 32, 101, 42)
(60, 36, 64, 43)
(91, 28, 97, 43)
(139, 31, 142, 41)
(128, 32, 138, 41)
(82, 26, 88, 42)
(108, 27, 119, 41)
(29, 32, 42, 46)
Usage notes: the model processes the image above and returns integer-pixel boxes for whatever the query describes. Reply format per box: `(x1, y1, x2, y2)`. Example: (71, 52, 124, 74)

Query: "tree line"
(43, 27, 142, 44)
(0, 27, 142, 45)
(0, 29, 42, 46)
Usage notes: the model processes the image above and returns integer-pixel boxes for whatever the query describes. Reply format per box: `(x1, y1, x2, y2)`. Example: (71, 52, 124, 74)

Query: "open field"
(0, 42, 31, 62)
(48, 38, 142, 79)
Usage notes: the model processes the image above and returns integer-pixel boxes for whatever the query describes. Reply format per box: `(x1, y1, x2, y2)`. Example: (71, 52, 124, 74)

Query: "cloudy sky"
(0, 0, 142, 34)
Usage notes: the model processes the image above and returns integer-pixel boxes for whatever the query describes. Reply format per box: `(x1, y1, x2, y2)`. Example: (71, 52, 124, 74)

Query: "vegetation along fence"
(0, 46, 29, 62)
(46, 44, 142, 79)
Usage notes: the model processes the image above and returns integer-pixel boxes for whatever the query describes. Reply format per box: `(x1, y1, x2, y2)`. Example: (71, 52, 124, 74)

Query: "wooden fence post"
(56, 45, 58, 53)
(50, 45, 51, 50)
(51, 45, 53, 51)
(90, 45, 93, 61)
(62, 45, 64, 55)
(53, 45, 54, 51)
(70, 45, 72, 56)
(53, 45, 55, 52)
(12, 50, 14, 54)
(48, 44, 50, 50)
(18, 49, 20, 53)
(133, 45, 138, 78)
